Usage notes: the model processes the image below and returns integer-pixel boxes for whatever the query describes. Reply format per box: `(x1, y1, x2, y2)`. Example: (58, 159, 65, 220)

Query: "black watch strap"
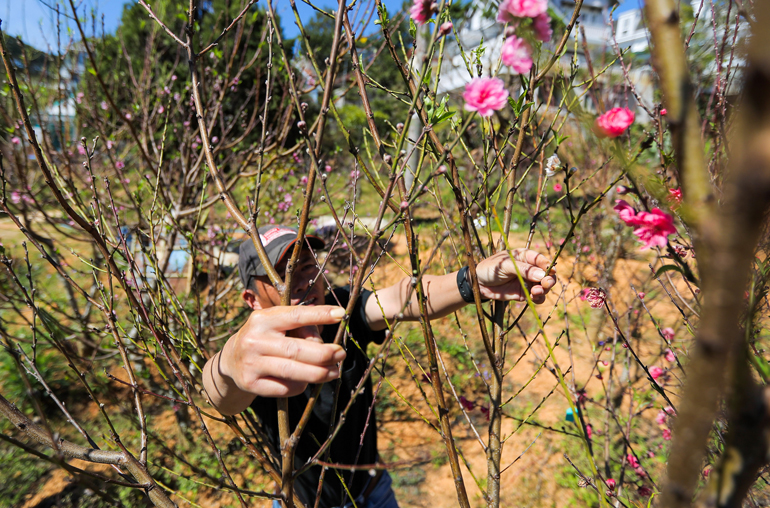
(457, 266, 489, 303)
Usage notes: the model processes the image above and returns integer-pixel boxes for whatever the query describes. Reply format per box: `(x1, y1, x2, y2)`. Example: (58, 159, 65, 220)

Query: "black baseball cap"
(238, 225, 325, 289)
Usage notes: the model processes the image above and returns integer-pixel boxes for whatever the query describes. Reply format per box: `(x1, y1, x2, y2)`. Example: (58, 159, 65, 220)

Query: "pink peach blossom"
(459, 395, 475, 411)
(10, 191, 21, 204)
(410, 0, 435, 25)
(649, 366, 664, 379)
(633, 209, 677, 250)
(669, 187, 682, 204)
(533, 13, 552, 41)
(661, 327, 675, 341)
(606, 478, 616, 490)
(463, 77, 509, 118)
(553, 183, 563, 192)
(627, 454, 640, 468)
(579, 287, 607, 308)
(614, 200, 676, 250)
(663, 428, 672, 440)
(595, 107, 635, 138)
(664, 348, 676, 362)
(656, 406, 675, 424)
(11, 136, 21, 145)
(497, 0, 547, 22)
(661, 108, 667, 116)
(77, 145, 86, 155)
(501, 36, 533, 74)
(614, 199, 643, 226)
(116, 161, 125, 170)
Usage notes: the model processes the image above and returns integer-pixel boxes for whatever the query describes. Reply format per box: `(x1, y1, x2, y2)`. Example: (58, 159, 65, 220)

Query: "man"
(202, 225, 556, 508)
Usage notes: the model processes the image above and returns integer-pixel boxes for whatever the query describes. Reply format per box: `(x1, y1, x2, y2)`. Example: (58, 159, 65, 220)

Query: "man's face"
(247, 247, 325, 309)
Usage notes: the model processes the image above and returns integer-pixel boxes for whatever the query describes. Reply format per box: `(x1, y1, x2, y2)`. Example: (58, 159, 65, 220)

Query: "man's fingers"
(250, 378, 312, 398)
(506, 261, 549, 283)
(254, 336, 346, 366)
(255, 357, 340, 386)
(257, 305, 346, 332)
(287, 324, 324, 344)
(512, 248, 552, 271)
(484, 278, 551, 303)
(540, 275, 556, 290)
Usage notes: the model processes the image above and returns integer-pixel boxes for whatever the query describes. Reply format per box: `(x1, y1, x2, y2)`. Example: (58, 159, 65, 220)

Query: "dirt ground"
(2, 221, 689, 507)
(366, 234, 685, 508)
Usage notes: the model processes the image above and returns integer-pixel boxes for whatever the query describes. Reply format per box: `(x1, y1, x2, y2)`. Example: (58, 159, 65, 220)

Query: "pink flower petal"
(463, 77, 509, 118)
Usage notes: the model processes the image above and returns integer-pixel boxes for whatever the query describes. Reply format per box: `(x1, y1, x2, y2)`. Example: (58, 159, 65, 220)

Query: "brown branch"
(646, 1, 770, 507)
(0, 393, 176, 508)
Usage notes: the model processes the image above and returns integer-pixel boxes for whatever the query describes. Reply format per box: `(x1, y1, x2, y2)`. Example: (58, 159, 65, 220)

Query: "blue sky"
(614, 0, 644, 15)
(1, 0, 405, 51)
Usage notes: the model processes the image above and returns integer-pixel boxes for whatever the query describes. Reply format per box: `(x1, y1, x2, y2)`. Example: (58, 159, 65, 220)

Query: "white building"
(435, 0, 655, 120)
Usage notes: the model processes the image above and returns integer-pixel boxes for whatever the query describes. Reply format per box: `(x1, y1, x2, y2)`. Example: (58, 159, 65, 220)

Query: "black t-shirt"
(249, 287, 387, 508)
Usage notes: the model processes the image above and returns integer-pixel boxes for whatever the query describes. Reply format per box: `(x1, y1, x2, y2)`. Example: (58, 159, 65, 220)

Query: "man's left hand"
(474, 249, 557, 304)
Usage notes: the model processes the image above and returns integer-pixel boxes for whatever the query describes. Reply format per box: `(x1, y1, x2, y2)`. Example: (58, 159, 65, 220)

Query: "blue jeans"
(272, 471, 399, 508)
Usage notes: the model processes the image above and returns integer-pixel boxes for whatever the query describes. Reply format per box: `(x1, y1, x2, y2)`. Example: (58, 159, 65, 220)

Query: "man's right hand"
(203, 305, 347, 414)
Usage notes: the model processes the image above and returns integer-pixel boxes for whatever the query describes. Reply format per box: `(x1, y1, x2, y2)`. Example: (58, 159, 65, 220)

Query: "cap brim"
(274, 235, 325, 267)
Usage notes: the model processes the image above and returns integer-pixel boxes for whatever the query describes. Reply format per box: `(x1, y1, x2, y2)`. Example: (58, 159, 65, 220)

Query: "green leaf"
(508, 94, 526, 115)
(421, 64, 432, 86)
(409, 19, 417, 40)
(375, 4, 389, 25)
(654, 264, 684, 278)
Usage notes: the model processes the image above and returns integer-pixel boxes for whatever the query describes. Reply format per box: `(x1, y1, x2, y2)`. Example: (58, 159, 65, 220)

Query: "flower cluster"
(614, 200, 677, 250)
(594, 107, 634, 138)
(656, 406, 676, 441)
(497, 0, 552, 75)
(453, 0, 554, 117)
(410, 0, 437, 25)
(668, 187, 682, 205)
(463, 78, 509, 117)
(545, 154, 560, 176)
(277, 193, 293, 212)
(579, 287, 607, 308)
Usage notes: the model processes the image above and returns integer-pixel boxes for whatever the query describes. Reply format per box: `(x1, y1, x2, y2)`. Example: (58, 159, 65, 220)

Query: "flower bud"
(439, 22, 453, 36)
(616, 185, 630, 194)
(437, 165, 447, 175)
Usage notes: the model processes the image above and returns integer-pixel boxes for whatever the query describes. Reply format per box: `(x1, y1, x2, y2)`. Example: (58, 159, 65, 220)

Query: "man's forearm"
(202, 348, 256, 415)
(366, 272, 467, 330)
